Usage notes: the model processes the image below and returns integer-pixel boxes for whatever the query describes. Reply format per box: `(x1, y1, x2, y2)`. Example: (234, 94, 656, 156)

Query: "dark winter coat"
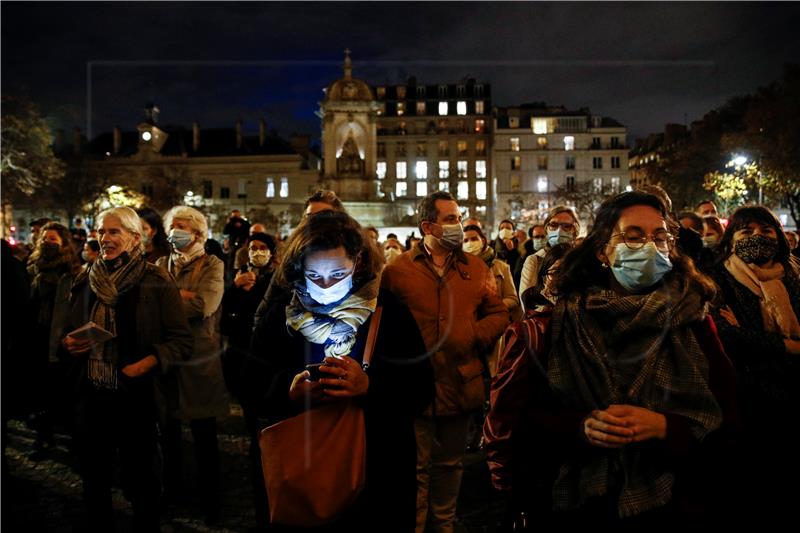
(244, 286, 435, 531)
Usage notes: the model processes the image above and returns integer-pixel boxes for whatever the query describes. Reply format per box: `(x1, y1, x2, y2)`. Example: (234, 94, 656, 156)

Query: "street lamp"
(732, 155, 748, 167)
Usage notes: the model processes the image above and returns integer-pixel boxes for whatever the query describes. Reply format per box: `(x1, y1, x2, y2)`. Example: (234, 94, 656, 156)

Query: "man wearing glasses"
(517, 206, 580, 310)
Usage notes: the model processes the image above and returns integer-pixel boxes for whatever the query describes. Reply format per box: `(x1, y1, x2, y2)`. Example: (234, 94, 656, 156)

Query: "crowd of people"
(2, 186, 800, 532)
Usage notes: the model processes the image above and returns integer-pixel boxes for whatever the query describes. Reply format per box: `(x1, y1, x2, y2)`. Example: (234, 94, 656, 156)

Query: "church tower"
(319, 50, 381, 201)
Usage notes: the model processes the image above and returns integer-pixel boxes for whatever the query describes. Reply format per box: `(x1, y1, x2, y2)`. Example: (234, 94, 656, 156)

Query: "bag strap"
(361, 306, 382, 371)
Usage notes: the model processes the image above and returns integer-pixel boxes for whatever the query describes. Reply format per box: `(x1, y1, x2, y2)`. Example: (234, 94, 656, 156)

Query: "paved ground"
(2, 404, 505, 532)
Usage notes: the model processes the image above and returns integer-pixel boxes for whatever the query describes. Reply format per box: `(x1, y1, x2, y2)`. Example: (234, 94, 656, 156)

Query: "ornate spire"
(343, 48, 352, 80)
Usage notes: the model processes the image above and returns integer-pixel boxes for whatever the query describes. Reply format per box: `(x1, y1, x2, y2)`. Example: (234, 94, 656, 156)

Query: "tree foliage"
(1, 95, 65, 205)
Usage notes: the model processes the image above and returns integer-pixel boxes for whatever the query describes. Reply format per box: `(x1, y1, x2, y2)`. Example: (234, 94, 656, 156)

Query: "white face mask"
(305, 272, 354, 305)
(462, 240, 484, 255)
(384, 247, 402, 261)
(498, 228, 514, 240)
(249, 249, 271, 267)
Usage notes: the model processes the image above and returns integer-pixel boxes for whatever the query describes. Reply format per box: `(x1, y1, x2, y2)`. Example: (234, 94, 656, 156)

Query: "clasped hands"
(62, 335, 157, 378)
(289, 355, 369, 405)
(583, 404, 667, 449)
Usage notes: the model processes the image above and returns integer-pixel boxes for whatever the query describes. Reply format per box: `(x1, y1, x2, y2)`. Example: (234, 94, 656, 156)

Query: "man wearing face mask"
(381, 191, 508, 533)
(517, 206, 580, 311)
(383, 237, 405, 266)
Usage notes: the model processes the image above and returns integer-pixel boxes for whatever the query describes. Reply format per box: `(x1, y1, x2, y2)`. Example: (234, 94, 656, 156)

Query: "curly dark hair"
(715, 205, 792, 266)
(28, 221, 80, 273)
(274, 210, 384, 291)
(553, 191, 716, 300)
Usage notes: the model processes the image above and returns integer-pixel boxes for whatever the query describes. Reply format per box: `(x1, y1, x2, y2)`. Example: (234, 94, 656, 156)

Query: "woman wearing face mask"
(244, 210, 434, 530)
(219, 231, 276, 528)
(59, 207, 192, 532)
(487, 192, 738, 528)
(136, 206, 171, 264)
(492, 220, 521, 274)
(696, 215, 725, 274)
(156, 205, 228, 523)
(517, 206, 580, 311)
(383, 237, 405, 266)
(26, 222, 81, 455)
(708, 206, 800, 523)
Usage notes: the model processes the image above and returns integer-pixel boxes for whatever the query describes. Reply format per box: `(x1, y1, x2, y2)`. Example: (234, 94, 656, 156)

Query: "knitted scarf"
(168, 240, 206, 278)
(724, 254, 800, 339)
(286, 274, 380, 359)
(85, 248, 147, 389)
(547, 277, 722, 518)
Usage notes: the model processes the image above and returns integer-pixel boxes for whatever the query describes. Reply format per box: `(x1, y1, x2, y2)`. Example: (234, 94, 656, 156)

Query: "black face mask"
(41, 242, 61, 260)
(103, 251, 131, 271)
(734, 234, 779, 265)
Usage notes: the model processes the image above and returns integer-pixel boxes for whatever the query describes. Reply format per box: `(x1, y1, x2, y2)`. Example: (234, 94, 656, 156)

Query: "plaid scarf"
(547, 277, 722, 517)
(85, 248, 147, 389)
(286, 275, 380, 359)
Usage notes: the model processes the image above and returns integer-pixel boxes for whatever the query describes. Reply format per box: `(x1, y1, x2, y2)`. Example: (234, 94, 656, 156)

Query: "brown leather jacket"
(381, 242, 509, 415)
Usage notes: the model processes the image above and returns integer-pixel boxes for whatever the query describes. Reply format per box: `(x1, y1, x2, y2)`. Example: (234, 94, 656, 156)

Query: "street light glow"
(733, 155, 747, 166)
(142, 131, 152, 141)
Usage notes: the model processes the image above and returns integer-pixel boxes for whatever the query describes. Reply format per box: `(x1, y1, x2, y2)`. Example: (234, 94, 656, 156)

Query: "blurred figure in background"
(136, 207, 171, 264)
(82, 239, 101, 266)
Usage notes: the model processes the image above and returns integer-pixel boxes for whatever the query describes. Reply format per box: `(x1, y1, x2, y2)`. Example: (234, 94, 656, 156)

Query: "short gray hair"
(163, 205, 208, 243)
(96, 206, 145, 253)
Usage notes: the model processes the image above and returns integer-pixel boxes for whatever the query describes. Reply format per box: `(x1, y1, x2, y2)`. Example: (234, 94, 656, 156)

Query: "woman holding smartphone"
(245, 210, 434, 531)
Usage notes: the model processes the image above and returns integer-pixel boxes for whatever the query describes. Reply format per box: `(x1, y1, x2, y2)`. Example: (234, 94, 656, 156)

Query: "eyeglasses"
(610, 230, 674, 251)
(546, 222, 576, 232)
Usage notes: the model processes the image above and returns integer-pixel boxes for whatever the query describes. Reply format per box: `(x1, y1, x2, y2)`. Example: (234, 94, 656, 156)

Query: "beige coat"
(156, 253, 229, 420)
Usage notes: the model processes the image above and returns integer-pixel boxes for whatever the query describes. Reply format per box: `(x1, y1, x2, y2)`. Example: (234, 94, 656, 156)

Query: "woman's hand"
(719, 306, 740, 327)
(583, 409, 635, 448)
(605, 404, 667, 442)
(234, 271, 256, 290)
(318, 356, 369, 398)
(62, 335, 96, 356)
(288, 370, 324, 404)
(121, 355, 158, 378)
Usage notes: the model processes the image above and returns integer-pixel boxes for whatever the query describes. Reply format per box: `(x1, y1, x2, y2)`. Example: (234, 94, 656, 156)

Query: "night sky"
(3, 1, 799, 143)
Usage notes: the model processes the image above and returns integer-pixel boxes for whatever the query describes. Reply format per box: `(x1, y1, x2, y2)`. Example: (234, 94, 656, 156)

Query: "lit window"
(438, 140, 449, 156)
(611, 176, 621, 193)
(397, 102, 405, 116)
(416, 101, 426, 115)
(457, 181, 469, 200)
(457, 140, 468, 156)
(457, 101, 467, 115)
(415, 161, 428, 180)
(476, 160, 486, 179)
(438, 161, 449, 179)
(396, 182, 408, 197)
(510, 137, 520, 151)
(511, 175, 521, 191)
(564, 136, 575, 151)
(475, 119, 485, 133)
(537, 176, 549, 192)
(439, 181, 450, 192)
(475, 140, 486, 155)
(509, 117, 519, 128)
(476, 181, 487, 200)
(532, 118, 548, 134)
(593, 177, 603, 193)
(416, 181, 428, 197)
(475, 100, 484, 114)
(279, 177, 289, 198)
(438, 102, 448, 116)
(377, 87, 386, 98)
(396, 161, 407, 179)
(397, 86, 406, 99)
(457, 160, 468, 178)
(511, 156, 521, 170)
(537, 137, 548, 149)
(476, 206, 487, 216)
(538, 155, 548, 170)
(377, 161, 387, 180)
(265, 177, 275, 198)
(377, 103, 385, 116)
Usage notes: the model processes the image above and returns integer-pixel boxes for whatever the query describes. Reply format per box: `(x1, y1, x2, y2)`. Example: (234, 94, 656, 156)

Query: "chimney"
(113, 126, 122, 154)
(259, 119, 266, 147)
(235, 120, 243, 149)
(73, 127, 82, 155)
(289, 134, 311, 156)
(193, 122, 200, 151)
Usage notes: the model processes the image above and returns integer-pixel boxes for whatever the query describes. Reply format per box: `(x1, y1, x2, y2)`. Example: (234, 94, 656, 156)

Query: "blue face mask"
(609, 242, 673, 293)
(547, 229, 574, 247)
(532, 237, 546, 251)
(167, 229, 194, 251)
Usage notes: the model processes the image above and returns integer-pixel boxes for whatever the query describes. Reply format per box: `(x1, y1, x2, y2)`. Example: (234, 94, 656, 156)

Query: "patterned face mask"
(734, 234, 779, 265)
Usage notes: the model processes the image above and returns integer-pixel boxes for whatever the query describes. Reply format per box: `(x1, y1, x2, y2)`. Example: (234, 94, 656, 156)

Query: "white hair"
(96, 206, 145, 253)
(163, 205, 208, 243)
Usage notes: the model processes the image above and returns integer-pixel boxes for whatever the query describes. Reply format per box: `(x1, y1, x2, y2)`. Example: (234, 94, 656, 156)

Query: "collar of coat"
(410, 240, 472, 280)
